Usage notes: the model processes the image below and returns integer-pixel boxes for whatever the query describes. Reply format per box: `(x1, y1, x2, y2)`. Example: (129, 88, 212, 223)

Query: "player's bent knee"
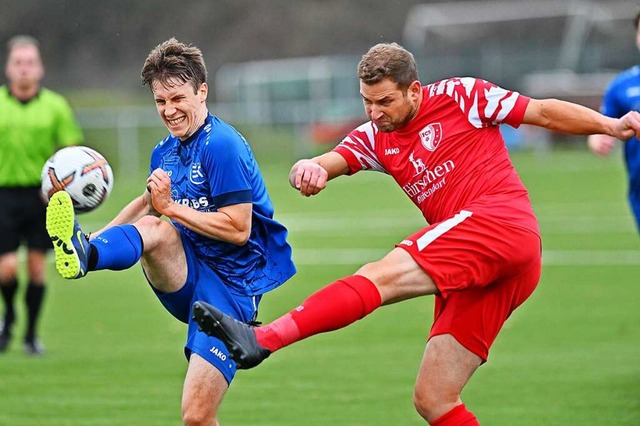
(413, 392, 433, 421)
(181, 398, 217, 426)
(355, 252, 410, 287)
(354, 261, 396, 297)
(355, 250, 438, 304)
(134, 215, 179, 250)
(134, 214, 166, 231)
(413, 387, 459, 422)
(354, 261, 383, 281)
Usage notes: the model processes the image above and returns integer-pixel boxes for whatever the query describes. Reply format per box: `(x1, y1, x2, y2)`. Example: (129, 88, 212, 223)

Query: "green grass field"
(0, 147, 639, 425)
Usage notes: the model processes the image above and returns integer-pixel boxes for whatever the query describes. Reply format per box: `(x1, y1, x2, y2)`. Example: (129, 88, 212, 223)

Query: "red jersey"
(334, 77, 539, 235)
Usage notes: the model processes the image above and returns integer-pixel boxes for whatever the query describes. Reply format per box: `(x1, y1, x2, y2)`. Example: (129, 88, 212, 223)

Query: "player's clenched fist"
(147, 168, 173, 214)
(289, 160, 329, 197)
(619, 110, 640, 140)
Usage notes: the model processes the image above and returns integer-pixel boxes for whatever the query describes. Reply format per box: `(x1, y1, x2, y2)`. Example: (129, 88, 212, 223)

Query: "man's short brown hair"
(357, 42, 419, 89)
(141, 37, 207, 93)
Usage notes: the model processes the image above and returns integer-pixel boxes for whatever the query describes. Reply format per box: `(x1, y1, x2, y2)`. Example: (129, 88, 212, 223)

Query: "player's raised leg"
(193, 248, 438, 369)
(47, 191, 147, 280)
(46, 191, 90, 279)
(193, 274, 383, 369)
(193, 276, 381, 369)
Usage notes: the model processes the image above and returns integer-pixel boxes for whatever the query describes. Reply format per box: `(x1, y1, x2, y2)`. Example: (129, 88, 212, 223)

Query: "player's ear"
(198, 82, 208, 100)
(408, 80, 421, 101)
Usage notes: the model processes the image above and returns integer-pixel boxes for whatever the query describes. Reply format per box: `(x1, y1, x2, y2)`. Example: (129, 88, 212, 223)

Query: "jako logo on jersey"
(419, 123, 442, 151)
(385, 147, 400, 155)
(209, 346, 227, 361)
(189, 163, 206, 185)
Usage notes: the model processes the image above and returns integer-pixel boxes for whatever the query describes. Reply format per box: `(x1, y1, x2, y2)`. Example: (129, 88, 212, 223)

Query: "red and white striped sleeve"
(428, 77, 530, 128)
(333, 121, 388, 174)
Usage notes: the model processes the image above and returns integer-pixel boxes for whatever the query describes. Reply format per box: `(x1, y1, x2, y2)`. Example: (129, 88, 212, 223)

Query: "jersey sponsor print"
(150, 114, 295, 296)
(334, 77, 538, 234)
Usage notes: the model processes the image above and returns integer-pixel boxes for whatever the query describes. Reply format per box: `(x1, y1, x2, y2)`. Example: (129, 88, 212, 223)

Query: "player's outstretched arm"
(91, 189, 158, 238)
(523, 98, 640, 141)
(289, 151, 349, 197)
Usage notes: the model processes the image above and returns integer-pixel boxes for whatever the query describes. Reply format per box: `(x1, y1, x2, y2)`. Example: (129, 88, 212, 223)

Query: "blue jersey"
(601, 65, 640, 191)
(150, 113, 295, 296)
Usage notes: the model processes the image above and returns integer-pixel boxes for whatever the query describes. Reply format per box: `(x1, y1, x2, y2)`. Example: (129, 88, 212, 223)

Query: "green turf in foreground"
(0, 149, 638, 425)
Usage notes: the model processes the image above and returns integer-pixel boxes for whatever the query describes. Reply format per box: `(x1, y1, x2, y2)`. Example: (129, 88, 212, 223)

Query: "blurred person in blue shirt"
(45, 38, 295, 425)
(588, 11, 640, 231)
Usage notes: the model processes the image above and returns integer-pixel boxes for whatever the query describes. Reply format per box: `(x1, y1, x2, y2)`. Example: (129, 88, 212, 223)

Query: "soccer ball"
(41, 146, 114, 213)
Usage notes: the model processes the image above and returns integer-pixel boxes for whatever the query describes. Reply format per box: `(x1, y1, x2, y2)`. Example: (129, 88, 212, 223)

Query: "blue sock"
(90, 224, 144, 271)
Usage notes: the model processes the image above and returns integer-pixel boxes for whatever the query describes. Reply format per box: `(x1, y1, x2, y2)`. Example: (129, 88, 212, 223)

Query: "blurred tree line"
(0, 0, 426, 100)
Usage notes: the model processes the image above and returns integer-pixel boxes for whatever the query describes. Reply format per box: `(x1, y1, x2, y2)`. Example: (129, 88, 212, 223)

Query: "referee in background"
(0, 35, 83, 355)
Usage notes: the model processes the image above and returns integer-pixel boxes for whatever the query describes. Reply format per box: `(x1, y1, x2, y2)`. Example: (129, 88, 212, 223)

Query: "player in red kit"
(193, 43, 640, 425)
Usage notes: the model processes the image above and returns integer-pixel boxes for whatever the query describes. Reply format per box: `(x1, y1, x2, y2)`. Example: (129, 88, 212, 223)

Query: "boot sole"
(46, 192, 82, 279)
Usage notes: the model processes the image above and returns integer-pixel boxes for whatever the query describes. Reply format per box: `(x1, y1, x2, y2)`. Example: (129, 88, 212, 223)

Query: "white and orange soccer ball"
(41, 146, 114, 213)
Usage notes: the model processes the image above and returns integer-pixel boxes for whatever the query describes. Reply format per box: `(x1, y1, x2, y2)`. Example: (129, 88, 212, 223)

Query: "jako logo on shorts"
(209, 346, 227, 361)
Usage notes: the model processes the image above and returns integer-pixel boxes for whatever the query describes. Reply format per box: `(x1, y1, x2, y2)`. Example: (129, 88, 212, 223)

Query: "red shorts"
(396, 209, 541, 361)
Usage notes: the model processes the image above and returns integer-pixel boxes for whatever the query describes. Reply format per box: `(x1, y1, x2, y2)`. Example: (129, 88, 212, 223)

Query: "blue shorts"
(150, 233, 261, 384)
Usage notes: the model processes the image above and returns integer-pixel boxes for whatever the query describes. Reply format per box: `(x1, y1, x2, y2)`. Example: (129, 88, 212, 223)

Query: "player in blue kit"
(589, 11, 640, 231)
(46, 38, 295, 425)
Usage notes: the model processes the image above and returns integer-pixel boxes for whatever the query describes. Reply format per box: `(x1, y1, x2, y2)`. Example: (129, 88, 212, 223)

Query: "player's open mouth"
(167, 116, 185, 126)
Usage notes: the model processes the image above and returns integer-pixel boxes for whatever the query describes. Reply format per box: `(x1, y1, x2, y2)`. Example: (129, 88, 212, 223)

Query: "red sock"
(430, 404, 479, 426)
(255, 275, 381, 352)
